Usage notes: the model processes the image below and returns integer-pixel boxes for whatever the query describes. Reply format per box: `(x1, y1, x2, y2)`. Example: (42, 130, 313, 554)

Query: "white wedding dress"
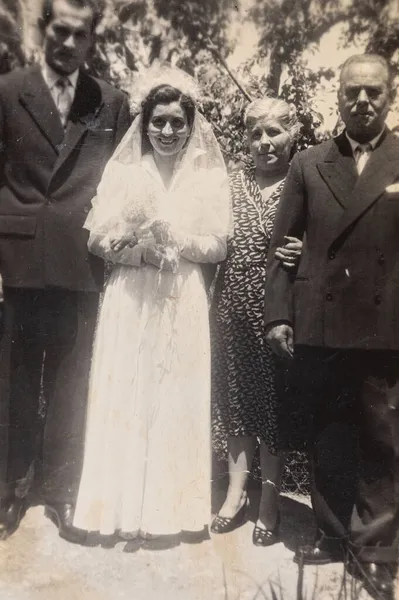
(73, 154, 227, 536)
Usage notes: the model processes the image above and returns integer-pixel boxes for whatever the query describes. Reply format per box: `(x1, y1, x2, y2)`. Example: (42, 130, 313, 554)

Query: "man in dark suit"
(0, 0, 131, 543)
(265, 54, 399, 598)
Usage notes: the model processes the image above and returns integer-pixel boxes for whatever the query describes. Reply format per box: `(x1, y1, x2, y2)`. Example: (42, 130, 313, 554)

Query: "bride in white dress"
(73, 67, 231, 539)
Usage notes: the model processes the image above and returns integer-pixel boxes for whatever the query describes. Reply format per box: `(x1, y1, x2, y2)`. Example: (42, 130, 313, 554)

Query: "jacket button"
(83, 206, 90, 214)
(374, 294, 382, 305)
(328, 250, 336, 260)
(378, 254, 385, 265)
(326, 292, 333, 301)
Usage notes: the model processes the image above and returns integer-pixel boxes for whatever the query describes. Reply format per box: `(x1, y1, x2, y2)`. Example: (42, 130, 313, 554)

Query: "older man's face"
(338, 61, 393, 143)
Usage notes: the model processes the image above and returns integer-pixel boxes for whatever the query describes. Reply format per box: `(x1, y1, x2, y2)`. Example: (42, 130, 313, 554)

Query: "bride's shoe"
(140, 531, 160, 540)
(119, 530, 140, 541)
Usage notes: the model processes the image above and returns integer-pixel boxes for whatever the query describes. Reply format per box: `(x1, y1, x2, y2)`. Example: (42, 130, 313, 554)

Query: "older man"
(265, 54, 399, 598)
(0, 0, 131, 543)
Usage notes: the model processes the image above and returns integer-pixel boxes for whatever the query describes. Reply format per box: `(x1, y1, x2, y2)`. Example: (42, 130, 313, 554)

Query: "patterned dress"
(212, 166, 285, 456)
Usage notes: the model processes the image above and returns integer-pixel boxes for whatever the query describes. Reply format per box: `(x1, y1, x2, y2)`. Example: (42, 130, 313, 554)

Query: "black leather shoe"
(45, 503, 87, 545)
(253, 512, 280, 547)
(210, 500, 248, 534)
(294, 537, 345, 565)
(0, 496, 27, 540)
(348, 561, 396, 600)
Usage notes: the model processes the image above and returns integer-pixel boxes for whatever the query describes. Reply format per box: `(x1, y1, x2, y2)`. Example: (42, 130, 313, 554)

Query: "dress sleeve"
(88, 232, 144, 267)
(180, 234, 227, 264)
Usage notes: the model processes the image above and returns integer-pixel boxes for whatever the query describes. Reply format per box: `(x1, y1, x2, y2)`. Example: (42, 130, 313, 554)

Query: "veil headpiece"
(129, 64, 201, 115)
(86, 65, 232, 241)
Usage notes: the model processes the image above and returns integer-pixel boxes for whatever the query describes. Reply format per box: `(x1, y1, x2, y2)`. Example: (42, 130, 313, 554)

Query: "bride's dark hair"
(141, 85, 196, 133)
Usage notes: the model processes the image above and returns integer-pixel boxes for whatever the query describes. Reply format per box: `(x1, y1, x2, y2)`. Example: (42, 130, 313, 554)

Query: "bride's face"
(147, 101, 190, 157)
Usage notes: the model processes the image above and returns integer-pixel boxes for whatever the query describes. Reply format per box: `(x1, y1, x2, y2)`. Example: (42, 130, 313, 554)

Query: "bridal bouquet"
(109, 187, 181, 273)
(138, 219, 181, 273)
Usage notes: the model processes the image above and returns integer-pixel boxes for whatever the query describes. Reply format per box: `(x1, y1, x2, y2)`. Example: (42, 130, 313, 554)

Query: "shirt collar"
(345, 127, 386, 154)
(41, 60, 79, 92)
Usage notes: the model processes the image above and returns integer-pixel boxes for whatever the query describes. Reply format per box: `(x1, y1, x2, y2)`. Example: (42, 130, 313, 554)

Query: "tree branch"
(205, 36, 253, 102)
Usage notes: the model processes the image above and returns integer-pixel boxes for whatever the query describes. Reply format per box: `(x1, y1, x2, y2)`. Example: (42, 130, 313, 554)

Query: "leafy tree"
(344, 0, 399, 69)
(249, 0, 349, 94)
(89, 0, 237, 90)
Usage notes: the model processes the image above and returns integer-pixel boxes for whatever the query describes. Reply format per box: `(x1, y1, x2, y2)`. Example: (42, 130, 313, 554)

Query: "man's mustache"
(351, 109, 374, 116)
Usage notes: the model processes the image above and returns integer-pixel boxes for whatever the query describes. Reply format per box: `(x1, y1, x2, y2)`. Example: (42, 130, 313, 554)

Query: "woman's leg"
(257, 443, 285, 530)
(217, 436, 257, 518)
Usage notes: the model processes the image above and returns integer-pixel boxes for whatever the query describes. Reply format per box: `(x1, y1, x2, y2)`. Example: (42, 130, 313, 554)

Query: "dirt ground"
(0, 489, 388, 600)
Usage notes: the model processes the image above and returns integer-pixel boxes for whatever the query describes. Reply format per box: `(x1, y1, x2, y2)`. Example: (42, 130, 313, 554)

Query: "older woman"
(211, 97, 302, 545)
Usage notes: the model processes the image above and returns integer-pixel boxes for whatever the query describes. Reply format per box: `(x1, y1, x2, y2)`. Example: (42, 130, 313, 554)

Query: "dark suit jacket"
(0, 64, 131, 292)
(264, 130, 399, 350)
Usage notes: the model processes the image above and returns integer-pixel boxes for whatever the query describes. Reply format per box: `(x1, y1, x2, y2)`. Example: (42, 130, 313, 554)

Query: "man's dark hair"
(41, 0, 106, 32)
(141, 84, 196, 133)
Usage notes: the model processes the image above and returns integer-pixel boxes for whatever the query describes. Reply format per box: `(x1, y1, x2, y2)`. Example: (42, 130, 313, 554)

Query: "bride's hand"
(110, 232, 138, 252)
(143, 247, 176, 271)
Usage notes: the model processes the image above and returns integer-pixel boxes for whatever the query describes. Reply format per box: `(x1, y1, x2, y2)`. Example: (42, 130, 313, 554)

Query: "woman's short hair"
(244, 97, 301, 141)
(41, 0, 105, 32)
(141, 85, 196, 133)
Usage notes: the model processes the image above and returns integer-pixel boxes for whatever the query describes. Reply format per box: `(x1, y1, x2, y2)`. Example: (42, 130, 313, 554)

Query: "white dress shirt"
(346, 128, 385, 175)
(41, 61, 79, 126)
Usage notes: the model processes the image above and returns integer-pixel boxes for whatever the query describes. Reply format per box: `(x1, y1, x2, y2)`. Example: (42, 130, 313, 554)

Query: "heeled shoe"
(45, 503, 87, 545)
(210, 499, 248, 534)
(0, 496, 27, 540)
(252, 512, 280, 547)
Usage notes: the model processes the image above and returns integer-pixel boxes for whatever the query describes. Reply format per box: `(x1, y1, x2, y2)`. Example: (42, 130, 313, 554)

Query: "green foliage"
(249, 0, 349, 93)
(280, 58, 335, 150)
(153, 0, 235, 59)
(88, 0, 236, 91)
(343, 0, 399, 71)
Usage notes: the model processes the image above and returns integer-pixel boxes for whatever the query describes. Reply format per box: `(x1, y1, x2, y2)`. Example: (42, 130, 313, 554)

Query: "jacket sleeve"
(0, 94, 5, 189)
(264, 153, 307, 328)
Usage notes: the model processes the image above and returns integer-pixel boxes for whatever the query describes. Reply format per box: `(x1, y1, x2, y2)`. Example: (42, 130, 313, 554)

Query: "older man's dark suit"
(265, 130, 399, 562)
(0, 64, 131, 504)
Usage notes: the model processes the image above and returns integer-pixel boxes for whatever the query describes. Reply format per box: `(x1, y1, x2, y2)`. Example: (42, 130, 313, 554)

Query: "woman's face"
(147, 101, 190, 157)
(247, 116, 293, 176)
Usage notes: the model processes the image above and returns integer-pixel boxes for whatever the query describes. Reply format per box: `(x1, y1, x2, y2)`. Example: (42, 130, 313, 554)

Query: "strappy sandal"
(210, 499, 248, 534)
(252, 512, 280, 547)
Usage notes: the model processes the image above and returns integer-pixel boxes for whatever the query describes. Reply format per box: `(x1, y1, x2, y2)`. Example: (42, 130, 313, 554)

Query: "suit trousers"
(0, 287, 99, 505)
(283, 346, 399, 563)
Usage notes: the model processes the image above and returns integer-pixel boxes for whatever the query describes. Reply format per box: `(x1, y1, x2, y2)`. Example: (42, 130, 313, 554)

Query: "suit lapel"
(50, 71, 104, 177)
(330, 131, 399, 244)
(19, 65, 64, 151)
(316, 134, 358, 209)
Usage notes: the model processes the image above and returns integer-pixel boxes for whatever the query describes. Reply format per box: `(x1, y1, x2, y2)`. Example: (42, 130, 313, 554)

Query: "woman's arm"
(180, 234, 227, 264)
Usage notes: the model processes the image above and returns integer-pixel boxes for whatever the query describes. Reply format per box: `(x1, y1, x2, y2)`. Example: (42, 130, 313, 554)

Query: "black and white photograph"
(0, 0, 398, 598)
